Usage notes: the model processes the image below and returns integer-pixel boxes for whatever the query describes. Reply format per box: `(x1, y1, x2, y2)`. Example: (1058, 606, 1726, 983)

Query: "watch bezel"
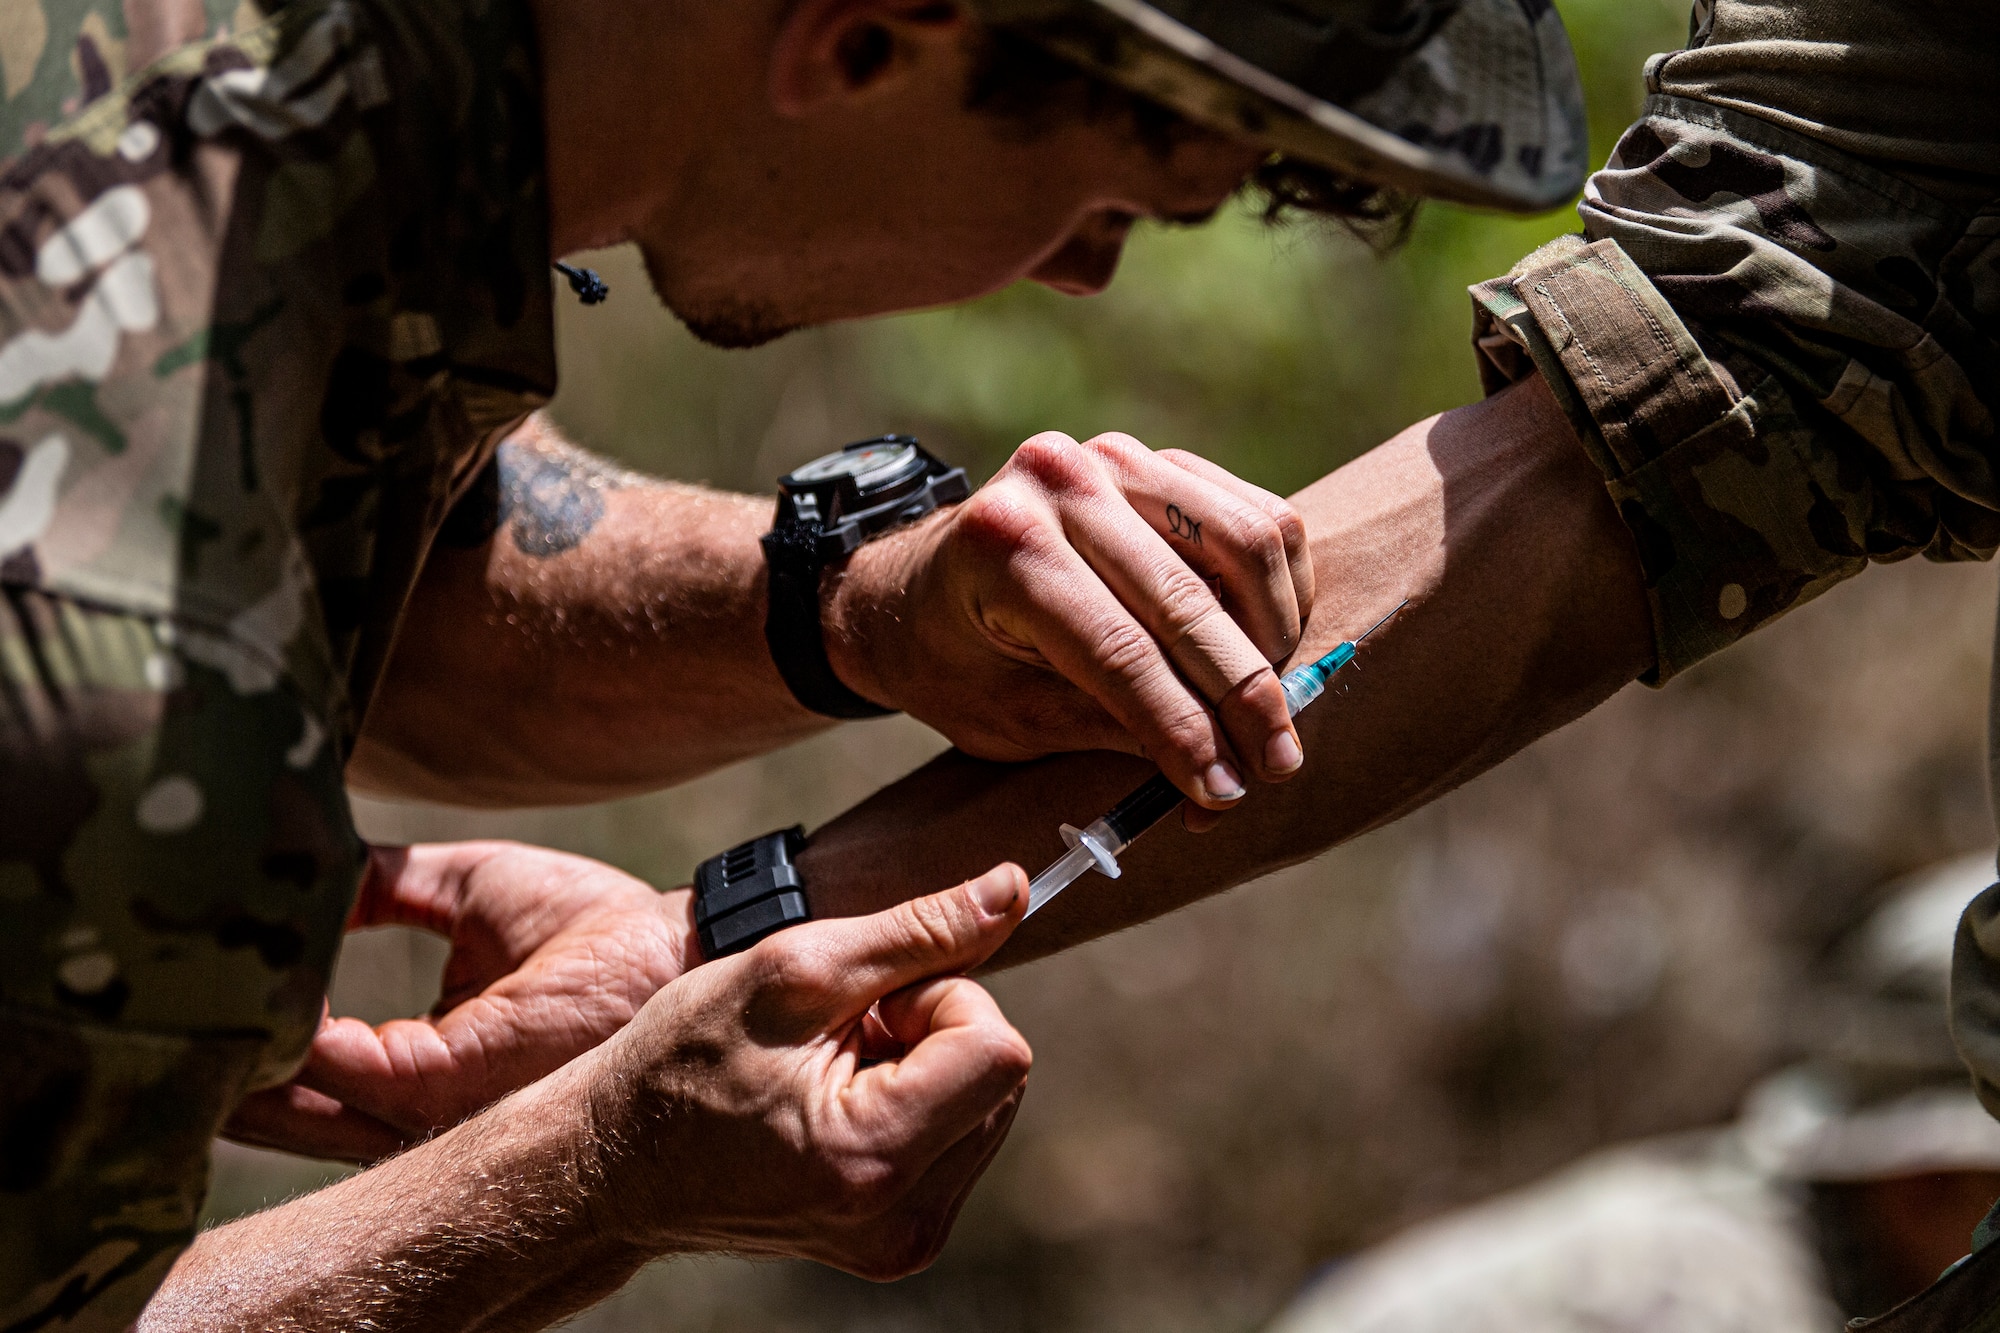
(776, 435, 950, 538)
(783, 438, 926, 491)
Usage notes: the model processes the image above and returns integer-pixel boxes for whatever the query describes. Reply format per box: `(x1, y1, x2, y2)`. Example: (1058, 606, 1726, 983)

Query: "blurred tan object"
(1267, 853, 2000, 1333)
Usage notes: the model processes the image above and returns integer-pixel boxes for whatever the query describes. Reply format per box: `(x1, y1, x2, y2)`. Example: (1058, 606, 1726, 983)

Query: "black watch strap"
(761, 529, 893, 719)
(694, 826, 815, 958)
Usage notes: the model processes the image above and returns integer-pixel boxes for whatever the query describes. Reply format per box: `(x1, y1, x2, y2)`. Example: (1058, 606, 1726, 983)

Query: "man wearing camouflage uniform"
(2, 0, 1996, 1329)
(0, 0, 1363, 1324)
(0, 0, 1570, 1327)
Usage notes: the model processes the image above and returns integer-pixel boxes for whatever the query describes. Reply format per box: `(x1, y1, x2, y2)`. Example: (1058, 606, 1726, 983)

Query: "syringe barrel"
(1280, 641, 1359, 717)
(1104, 773, 1184, 845)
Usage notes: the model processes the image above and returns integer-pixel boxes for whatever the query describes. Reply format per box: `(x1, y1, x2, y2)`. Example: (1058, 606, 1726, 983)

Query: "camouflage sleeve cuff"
(1471, 237, 1861, 685)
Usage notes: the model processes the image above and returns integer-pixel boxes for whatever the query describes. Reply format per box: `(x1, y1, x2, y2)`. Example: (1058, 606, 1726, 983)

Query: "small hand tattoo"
(1166, 503, 1203, 546)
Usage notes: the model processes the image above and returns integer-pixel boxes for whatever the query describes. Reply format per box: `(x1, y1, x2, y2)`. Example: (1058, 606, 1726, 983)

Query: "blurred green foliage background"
(206, 2, 2000, 1329)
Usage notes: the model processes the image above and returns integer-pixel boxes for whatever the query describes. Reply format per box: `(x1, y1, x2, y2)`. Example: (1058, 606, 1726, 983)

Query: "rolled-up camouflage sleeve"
(1470, 0, 2000, 683)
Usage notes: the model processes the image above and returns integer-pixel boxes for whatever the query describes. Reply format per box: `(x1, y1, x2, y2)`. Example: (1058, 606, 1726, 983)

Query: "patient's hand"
(225, 841, 700, 1164)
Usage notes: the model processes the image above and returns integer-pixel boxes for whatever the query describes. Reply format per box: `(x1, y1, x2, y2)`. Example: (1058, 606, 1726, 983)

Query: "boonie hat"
(975, 0, 1589, 212)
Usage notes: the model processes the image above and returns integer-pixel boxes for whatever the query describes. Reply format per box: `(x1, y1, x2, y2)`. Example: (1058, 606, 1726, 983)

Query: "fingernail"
(970, 870, 1019, 919)
(1266, 730, 1303, 775)
(1202, 762, 1246, 802)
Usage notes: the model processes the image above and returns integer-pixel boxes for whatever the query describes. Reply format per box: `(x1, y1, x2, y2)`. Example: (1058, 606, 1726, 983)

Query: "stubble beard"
(639, 244, 805, 350)
(678, 302, 803, 350)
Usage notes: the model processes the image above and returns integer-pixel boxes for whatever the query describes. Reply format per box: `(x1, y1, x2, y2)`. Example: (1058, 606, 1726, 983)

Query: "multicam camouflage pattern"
(1474, 3, 2000, 1323)
(0, 589, 356, 1331)
(1471, 0, 1999, 687)
(0, 0, 240, 155)
(981, 0, 1588, 212)
(0, 0, 553, 1325)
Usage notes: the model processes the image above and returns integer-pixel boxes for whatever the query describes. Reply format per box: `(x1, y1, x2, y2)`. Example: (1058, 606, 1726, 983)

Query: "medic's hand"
(586, 864, 1032, 1278)
(224, 842, 701, 1164)
(827, 432, 1315, 811)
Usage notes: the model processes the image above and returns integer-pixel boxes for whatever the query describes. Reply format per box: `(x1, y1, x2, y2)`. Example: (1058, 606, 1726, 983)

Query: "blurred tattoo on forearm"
(438, 437, 635, 558)
(499, 439, 633, 558)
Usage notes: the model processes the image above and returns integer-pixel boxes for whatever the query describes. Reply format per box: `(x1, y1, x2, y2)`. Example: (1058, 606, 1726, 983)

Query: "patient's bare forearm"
(798, 377, 1654, 965)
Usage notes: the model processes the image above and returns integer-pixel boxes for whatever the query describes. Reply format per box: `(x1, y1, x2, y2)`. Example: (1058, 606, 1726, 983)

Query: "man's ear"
(769, 0, 967, 116)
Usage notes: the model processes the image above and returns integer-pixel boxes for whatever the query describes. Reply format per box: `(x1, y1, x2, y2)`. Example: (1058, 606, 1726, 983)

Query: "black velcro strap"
(761, 529, 895, 720)
(694, 827, 814, 958)
(701, 892, 813, 959)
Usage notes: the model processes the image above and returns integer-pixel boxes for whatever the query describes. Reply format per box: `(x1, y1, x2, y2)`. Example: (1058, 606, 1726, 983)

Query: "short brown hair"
(964, 26, 1417, 245)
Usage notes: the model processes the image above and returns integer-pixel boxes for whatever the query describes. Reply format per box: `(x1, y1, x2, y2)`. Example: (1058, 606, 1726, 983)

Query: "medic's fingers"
(1154, 446, 1315, 631)
(828, 1085, 1022, 1281)
(980, 432, 1306, 791)
(1074, 433, 1306, 664)
(961, 495, 1245, 805)
(998, 432, 1304, 664)
(1008, 436, 1304, 784)
(1046, 471, 1302, 785)
(223, 1082, 411, 1166)
(744, 866, 1027, 1033)
(842, 974, 1032, 1181)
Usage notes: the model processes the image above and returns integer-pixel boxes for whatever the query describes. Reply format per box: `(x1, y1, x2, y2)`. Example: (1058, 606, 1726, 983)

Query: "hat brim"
(978, 0, 1590, 213)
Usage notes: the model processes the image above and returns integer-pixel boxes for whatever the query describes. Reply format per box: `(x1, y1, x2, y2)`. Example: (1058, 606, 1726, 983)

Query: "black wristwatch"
(763, 435, 969, 718)
(694, 826, 812, 958)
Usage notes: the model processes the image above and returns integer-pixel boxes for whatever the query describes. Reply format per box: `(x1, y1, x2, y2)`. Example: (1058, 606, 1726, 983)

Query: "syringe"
(1024, 600, 1408, 918)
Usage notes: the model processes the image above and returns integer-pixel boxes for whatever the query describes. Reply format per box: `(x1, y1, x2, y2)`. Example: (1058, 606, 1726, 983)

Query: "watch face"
(787, 441, 920, 491)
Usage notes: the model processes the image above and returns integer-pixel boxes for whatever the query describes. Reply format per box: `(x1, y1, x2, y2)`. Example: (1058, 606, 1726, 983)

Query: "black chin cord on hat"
(554, 261, 609, 305)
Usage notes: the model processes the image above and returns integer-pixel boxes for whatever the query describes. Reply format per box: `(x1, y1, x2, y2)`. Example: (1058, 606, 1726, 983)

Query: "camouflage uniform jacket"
(1473, 0, 1997, 686)
(1470, 0, 2000, 1141)
(0, 0, 554, 1325)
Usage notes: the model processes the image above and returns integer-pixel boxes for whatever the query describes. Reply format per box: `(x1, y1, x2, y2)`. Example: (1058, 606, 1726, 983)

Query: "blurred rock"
(1261, 850, 2000, 1332)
